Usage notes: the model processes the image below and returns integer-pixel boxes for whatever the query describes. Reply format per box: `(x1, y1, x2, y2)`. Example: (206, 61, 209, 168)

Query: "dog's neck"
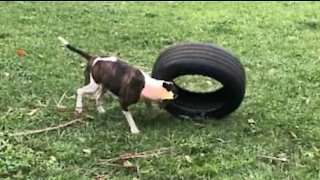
(140, 71, 169, 101)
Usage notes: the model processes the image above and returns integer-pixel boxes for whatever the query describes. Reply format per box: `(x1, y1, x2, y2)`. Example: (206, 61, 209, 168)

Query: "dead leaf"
(95, 175, 106, 180)
(185, 155, 192, 163)
(16, 49, 25, 56)
(84, 114, 95, 120)
(278, 157, 288, 162)
(304, 151, 314, 158)
(305, 98, 310, 104)
(27, 109, 38, 116)
(37, 100, 50, 107)
(216, 138, 225, 143)
(57, 105, 67, 110)
(123, 160, 134, 167)
(277, 153, 289, 162)
(289, 131, 297, 139)
(6, 107, 13, 114)
(123, 160, 137, 173)
(248, 118, 255, 125)
(83, 149, 91, 154)
(49, 156, 57, 164)
(277, 153, 287, 158)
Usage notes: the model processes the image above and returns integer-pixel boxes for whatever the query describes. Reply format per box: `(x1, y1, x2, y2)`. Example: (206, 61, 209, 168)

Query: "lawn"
(1, 1, 320, 179)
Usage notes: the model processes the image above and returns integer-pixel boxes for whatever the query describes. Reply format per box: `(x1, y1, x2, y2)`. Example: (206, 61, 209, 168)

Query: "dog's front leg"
(122, 110, 140, 134)
(121, 103, 140, 134)
(76, 81, 99, 114)
(145, 101, 158, 119)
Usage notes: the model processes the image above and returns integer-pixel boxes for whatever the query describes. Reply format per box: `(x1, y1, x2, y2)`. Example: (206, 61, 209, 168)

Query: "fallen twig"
(99, 162, 131, 168)
(99, 147, 173, 180)
(0, 112, 95, 137)
(6, 118, 84, 137)
(99, 147, 173, 163)
(258, 155, 288, 162)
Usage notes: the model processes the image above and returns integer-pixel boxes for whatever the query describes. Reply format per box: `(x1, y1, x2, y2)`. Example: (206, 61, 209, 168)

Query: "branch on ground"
(258, 155, 289, 162)
(99, 147, 174, 164)
(98, 147, 174, 180)
(7, 118, 84, 137)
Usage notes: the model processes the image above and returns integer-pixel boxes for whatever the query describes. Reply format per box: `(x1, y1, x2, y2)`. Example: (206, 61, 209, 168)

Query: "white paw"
(131, 128, 140, 134)
(75, 107, 83, 114)
(97, 106, 106, 114)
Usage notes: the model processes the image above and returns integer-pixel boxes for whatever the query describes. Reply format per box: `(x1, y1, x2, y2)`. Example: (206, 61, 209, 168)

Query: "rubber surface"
(151, 42, 246, 119)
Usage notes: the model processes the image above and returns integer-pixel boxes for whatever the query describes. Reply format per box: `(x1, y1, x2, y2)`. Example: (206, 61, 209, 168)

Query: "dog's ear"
(162, 81, 179, 99)
(162, 82, 174, 91)
(162, 81, 179, 100)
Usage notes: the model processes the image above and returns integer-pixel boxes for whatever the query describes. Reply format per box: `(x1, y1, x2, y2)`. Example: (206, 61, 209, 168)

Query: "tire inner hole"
(173, 74, 223, 93)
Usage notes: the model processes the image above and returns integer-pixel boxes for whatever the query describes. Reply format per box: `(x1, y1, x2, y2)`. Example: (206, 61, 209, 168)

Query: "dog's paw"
(97, 107, 106, 114)
(131, 128, 140, 134)
(75, 107, 83, 114)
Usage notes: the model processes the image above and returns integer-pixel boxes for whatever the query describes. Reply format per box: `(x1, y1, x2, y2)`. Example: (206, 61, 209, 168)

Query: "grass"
(1, 1, 320, 179)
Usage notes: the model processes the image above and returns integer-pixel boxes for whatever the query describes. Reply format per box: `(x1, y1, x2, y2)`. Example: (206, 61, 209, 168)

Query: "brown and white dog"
(58, 37, 178, 134)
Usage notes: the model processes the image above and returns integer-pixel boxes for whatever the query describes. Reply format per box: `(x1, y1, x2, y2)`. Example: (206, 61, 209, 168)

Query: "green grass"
(1, 1, 320, 179)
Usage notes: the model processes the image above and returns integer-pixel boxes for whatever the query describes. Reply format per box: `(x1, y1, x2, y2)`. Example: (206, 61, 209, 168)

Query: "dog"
(58, 37, 178, 134)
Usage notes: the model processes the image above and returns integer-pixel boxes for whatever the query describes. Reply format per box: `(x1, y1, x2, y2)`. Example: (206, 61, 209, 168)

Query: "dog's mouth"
(163, 94, 178, 101)
(161, 97, 175, 105)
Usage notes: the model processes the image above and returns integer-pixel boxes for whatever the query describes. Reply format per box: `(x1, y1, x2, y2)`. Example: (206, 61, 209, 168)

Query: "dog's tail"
(58, 36, 92, 60)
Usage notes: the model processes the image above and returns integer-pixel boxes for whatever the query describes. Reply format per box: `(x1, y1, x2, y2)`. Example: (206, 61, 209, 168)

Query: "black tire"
(151, 42, 246, 119)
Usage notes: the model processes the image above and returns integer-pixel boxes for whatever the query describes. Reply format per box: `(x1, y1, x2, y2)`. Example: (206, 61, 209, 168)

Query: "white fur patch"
(92, 56, 117, 66)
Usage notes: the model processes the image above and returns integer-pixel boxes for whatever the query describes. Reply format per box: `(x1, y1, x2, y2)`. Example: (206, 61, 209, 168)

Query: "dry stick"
(258, 155, 288, 162)
(2, 113, 94, 137)
(99, 147, 173, 163)
(8, 118, 84, 137)
(99, 147, 172, 180)
(99, 163, 131, 168)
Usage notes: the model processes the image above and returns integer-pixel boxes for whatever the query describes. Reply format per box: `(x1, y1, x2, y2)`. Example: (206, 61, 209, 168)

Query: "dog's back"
(91, 59, 145, 102)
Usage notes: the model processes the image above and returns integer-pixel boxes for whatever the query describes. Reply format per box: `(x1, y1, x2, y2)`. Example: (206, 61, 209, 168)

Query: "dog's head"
(161, 81, 178, 100)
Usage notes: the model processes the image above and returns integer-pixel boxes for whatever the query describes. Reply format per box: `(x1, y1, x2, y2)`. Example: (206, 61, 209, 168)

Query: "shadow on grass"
(92, 102, 249, 133)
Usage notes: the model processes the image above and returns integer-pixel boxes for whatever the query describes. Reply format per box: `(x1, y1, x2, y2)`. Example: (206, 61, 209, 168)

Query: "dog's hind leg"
(76, 74, 99, 114)
(95, 85, 106, 114)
